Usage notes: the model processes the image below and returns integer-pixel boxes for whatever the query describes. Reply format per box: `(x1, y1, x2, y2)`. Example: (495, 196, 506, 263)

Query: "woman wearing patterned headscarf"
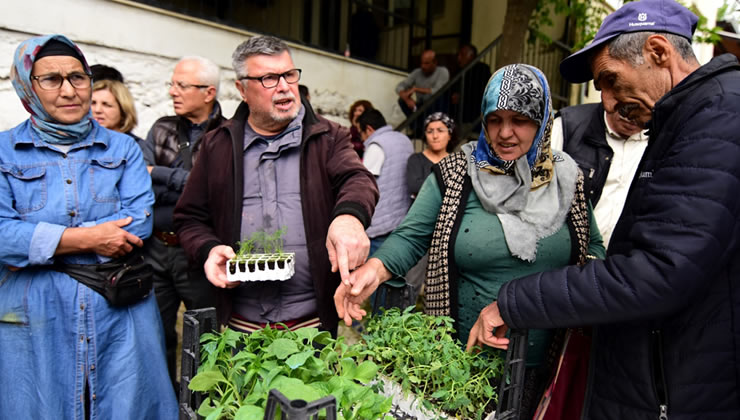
(403, 112, 458, 301)
(406, 111, 458, 201)
(0, 34, 176, 418)
(335, 64, 605, 415)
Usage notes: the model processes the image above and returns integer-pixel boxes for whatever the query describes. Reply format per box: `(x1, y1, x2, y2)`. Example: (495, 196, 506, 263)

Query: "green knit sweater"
(373, 175, 605, 366)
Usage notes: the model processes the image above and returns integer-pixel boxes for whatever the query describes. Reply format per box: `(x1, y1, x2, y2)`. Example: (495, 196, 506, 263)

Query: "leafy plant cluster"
(529, 0, 727, 50)
(236, 226, 288, 259)
(357, 307, 504, 420)
(189, 327, 392, 420)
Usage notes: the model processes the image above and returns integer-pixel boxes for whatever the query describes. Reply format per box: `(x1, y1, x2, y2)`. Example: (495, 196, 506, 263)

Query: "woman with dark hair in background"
(403, 111, 458, 300)
(406, 111, 457, 201)
(348, 99, 373, 157)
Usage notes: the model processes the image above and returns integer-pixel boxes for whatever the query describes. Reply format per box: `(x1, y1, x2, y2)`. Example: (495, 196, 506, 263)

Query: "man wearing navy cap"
(467, 0, 740, 419)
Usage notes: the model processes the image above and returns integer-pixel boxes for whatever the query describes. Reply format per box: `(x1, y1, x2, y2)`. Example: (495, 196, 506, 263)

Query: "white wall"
(0, 0, 407, 137)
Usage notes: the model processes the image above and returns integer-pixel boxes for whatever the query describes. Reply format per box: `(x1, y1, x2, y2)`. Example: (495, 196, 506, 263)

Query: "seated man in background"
(396, 49, 449, 136)
(450, 43, 491, 136)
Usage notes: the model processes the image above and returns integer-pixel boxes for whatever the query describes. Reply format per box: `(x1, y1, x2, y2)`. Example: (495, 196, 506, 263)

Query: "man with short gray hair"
(141, 55, 224, 390)
(174, 36, 378, 336)
(468, 0, 740, 418)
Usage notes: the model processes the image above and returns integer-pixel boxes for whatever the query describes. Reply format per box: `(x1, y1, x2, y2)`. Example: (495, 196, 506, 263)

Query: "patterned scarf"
(423, 111, 455, 134)
(468, 64, 578, 261)
(474, 64, 554, 189)
(11, 34, 93, 145)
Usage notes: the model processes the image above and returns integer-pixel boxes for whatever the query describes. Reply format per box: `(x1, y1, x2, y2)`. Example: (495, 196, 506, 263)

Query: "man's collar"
(183, 102, 220, 129)
(365, 125, 392, 142)
(243, 105, 305, 149)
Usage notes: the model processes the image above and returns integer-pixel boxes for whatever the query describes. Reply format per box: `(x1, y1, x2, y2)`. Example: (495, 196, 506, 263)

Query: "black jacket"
(174, 99, 378, 330)
(557, 103, 613, 206)
(498, 54, 740, 420)
(141, 103, 225, 231)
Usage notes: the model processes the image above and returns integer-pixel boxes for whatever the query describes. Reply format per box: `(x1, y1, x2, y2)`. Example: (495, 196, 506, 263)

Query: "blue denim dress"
(0, 120, 178, 419)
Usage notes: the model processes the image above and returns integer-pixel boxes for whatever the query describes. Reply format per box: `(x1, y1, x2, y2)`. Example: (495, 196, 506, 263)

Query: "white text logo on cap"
(629, 12, 654, 27)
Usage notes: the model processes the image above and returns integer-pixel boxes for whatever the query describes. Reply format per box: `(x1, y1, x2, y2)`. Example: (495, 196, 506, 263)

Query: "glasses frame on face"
(165, 81, 210, 91)
(31, 72, 92, 91)
(239, 68, 302, 89)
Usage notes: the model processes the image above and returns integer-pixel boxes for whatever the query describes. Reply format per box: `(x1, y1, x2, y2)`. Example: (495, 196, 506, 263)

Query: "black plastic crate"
(179, 308, 218, 420)
(178, 307, 339, 420)
(264, 389, 337, 420)
(494, 328, 529, 420)
(179, 307, 522, 420)
(372, 277, 415, 313)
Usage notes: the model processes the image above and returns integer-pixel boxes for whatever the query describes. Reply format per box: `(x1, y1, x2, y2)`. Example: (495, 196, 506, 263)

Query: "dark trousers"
(143, 236, 217, 390)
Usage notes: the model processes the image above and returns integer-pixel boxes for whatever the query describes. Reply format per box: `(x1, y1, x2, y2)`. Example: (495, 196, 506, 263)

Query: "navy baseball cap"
(560, 0, 698, 83)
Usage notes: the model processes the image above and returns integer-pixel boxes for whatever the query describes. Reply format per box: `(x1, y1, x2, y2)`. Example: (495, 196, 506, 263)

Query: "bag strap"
(177, 119, 193, 170)
(51, 260, 108, 296)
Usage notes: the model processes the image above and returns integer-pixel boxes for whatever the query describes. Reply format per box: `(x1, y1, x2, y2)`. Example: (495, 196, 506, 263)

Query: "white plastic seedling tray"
(378, 376, 495, 420)
(226, 253, 295, 282)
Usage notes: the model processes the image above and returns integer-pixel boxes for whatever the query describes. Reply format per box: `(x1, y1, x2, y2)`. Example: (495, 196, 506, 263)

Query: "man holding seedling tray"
(174, 36, 378, 336)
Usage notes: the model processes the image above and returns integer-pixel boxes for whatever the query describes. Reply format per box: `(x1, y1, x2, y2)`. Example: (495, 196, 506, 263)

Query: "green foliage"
(530, 0, 724, 51)
(265, 226, 287, 255)
(686, 3, 722, 44)
(249, 231, 267, 254)
(235, 227, 288, 258)
(236, 238, 255, 259)
(190, 327, 392, 420)
(191, 309, 503, 419)
(356, 307, 504, 419)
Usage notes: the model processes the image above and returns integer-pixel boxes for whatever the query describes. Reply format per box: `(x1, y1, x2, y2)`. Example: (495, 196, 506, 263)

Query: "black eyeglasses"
(31, 72, 91, 90)
(165, 81, 210, 91)
(239, 69, 302, 88)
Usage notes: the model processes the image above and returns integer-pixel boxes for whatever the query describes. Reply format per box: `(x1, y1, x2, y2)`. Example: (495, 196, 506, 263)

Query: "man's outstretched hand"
(466, 301, 510, 351)
(326, 214, 370, 285)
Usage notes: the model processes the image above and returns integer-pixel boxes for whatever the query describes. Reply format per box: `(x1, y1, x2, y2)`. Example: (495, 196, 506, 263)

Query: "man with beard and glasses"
(173, 36, 378, 336)
(550, 103, 647, 247)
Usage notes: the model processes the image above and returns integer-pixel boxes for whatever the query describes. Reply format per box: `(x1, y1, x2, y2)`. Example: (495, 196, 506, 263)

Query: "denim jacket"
(0, 120, 153, 266)
(0, 120, 176, 419)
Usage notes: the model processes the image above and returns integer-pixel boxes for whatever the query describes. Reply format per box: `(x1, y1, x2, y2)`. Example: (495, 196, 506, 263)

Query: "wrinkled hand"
(204, 245, 240, 289)
(466, 301, 510, 351)
(326, 214, 370, 285)
(333, 258, 389, 326)
(88, 217, 143, 258)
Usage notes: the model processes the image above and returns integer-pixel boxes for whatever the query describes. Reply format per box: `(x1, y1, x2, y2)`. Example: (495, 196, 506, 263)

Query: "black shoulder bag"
(53, 249, 153, 306)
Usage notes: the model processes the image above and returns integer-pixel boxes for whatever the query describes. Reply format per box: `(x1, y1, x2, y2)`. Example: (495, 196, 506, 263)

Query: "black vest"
(557, 103, 613, 206)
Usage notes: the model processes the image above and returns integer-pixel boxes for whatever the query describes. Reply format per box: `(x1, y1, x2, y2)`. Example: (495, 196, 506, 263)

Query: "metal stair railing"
(394, 35, 503, 140)
(395, 29, 574, 142)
